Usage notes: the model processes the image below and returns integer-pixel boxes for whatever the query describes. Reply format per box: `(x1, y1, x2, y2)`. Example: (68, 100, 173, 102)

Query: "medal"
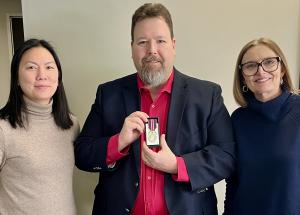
(147, 130, 157, 143)
(145, 117, 160, 147)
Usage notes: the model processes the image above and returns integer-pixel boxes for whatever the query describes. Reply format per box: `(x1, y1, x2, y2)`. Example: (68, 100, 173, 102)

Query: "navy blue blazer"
(75, 69, 235, 215)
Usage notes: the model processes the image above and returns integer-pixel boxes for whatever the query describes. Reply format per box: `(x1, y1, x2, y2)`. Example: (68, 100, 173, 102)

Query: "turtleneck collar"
(247, 90, 291, 122)
(23, 96, 53, 120)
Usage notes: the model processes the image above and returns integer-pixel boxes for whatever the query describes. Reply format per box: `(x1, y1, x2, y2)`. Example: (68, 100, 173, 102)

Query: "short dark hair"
(0, 38, 73, 129)
(131, 3, 174, 42)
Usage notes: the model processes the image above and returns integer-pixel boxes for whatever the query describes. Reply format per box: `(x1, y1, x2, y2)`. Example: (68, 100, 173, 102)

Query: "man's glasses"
(239, 56, 281, 76)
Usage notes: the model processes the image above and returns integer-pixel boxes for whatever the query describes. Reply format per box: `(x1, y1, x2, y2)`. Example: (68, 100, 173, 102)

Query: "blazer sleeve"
(183, 85, 236, 190)
(74, 85, 117, 172)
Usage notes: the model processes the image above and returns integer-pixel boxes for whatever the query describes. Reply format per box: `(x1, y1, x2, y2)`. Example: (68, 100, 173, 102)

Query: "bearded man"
(75, 3, 235, 215)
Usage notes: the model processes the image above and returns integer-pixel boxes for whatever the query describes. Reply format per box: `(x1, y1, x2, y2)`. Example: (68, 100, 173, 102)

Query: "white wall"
(0, 0, 22, 107)
(20, 0, 300, 214)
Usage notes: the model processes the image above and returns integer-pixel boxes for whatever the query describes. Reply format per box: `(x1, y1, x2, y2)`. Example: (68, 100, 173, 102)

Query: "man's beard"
(139, 55, 167, 88)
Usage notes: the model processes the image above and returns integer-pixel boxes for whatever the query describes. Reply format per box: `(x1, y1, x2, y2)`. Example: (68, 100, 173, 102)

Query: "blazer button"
(134, 182, 139, 188)
(197, 188, 208, 193)
(124, 208, 130, 213)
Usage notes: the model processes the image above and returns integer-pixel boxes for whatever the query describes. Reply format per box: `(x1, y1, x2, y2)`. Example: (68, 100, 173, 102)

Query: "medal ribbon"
(149, 118, 157, 131)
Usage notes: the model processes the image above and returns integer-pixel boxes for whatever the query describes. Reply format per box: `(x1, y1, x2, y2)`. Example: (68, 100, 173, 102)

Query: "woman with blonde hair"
(224, 38, 300, 215)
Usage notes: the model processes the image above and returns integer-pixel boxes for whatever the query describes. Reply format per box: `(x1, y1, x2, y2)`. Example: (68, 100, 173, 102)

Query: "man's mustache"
(142, 55, 162, 64)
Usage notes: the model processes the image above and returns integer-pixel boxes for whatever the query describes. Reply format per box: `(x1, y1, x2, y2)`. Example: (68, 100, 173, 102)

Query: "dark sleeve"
(223, 173, 238, 215)
(183, 85, 236, 190)
(74, 85, 116, 172)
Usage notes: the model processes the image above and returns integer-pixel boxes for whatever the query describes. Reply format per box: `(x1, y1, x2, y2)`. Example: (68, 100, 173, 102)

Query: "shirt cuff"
(172, 156, 190, 182)
(106, 134, 129, 165)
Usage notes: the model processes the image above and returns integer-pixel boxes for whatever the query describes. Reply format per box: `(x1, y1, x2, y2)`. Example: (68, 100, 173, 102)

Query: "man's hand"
(118, 111, 148, 151)
(142, 134, 178, 174)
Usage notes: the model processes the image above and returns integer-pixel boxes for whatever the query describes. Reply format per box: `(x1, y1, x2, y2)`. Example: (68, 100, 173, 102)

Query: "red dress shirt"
(106, 71, 189, 215)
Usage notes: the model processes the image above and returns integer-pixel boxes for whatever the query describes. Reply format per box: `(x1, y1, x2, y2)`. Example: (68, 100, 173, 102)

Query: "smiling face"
(241, 45, 284, 102)
(131, 17, 176, 88)
(18, 47, 59, 105)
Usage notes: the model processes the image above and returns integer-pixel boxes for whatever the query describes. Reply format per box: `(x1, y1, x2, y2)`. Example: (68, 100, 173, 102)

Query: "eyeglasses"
(239, 56, 281, 76)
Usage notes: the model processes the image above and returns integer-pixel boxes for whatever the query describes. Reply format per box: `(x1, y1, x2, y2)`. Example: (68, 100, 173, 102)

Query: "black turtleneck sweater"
(224, 90, 300, 215)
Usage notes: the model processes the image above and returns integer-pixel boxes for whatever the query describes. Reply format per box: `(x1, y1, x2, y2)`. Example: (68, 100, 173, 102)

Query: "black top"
(224, 90, 300, 215)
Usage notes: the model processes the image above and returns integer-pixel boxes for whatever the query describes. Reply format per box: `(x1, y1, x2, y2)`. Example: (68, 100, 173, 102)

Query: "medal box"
(145, 117, 160, 147)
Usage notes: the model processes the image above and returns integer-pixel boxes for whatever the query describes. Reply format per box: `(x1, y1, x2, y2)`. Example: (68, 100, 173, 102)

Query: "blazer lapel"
(121, 75, 141, 177)
(166, 70, 188, 151)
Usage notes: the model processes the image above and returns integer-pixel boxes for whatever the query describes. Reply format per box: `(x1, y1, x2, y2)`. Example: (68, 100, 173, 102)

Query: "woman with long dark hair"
(0, 39, 79, 214)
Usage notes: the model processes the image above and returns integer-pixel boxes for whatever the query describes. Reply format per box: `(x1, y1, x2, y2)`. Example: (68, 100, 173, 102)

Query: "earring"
(242, 85, 248, 92)
(280, 78, 283, 85)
